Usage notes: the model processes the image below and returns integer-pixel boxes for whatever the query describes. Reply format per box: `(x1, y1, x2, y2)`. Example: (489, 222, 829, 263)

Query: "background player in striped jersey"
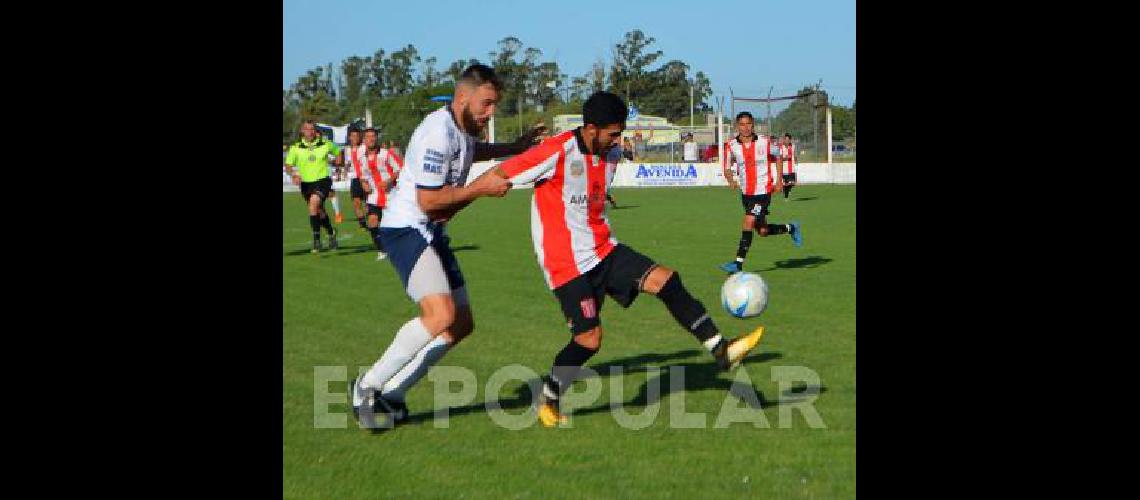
(359, 127, 401, 260)
(349, 64, 547, 428)
(284, 120, 341, 253)
(780, 133, 798, 199)
(342, 127, 371, 231)
(718, 112, 802, 274)
(490, 92, 766, 427)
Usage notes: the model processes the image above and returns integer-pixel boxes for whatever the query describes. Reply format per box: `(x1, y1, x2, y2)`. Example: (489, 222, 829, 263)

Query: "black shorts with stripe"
(552, 244, 657, 335)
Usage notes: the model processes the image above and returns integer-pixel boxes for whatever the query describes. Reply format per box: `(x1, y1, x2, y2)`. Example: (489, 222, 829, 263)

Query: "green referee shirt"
(286, 137, 341, 182)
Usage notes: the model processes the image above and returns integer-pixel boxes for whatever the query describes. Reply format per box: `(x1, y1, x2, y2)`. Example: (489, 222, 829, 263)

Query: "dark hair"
(362, 127, 378, 135)
(784, 133, 792, 138)
(583, 91, 628, 127)
(735, 112, 754, 122)
(457, 63, 503, 91)
(348, 127, 362, 135)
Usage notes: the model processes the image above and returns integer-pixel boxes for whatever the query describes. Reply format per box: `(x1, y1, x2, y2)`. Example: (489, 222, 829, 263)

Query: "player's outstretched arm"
(472, 122, 548, 161)
(416, 171, 511, 214)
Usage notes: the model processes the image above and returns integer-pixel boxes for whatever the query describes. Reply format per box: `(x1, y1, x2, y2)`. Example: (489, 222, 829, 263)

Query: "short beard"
(461, 106, 484, 135)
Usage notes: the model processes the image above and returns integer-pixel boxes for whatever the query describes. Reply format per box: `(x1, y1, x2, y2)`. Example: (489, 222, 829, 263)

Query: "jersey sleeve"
(285, 146, 298, 166)
(407, 129, 450, 190)
(327, 142, 341, 156)
(385, 150, 402, 179)
(497, 137, 564, 185)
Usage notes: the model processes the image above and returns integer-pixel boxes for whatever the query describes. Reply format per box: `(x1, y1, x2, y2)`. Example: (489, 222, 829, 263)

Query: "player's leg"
(782, 173, 794, 199)
(366, 204, 385, 259)
(720, 196, 760, 273)
(305, 186, 324, 253)
(351, 179, 367, 230)
(756, 195, 802, 247)
(639, 262, 764, 370)
(330, 187, 343, 224)
(353, 241, 457, 428)
(377, 292, 472, 422)
(316, 180, 338, 249)
(538, 276, 604, 427)
(373, 239, 469, 423)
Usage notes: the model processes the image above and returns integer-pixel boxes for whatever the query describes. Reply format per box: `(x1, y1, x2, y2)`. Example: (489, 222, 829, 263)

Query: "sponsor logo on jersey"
(569, 159, 584, 177)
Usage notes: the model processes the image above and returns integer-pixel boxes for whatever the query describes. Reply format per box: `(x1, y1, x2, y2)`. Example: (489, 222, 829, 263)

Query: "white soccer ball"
(721, 272, 769, 319)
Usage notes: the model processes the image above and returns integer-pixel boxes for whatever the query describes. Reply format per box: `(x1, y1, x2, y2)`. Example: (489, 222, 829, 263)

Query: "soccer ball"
(721, 272, 769, 319)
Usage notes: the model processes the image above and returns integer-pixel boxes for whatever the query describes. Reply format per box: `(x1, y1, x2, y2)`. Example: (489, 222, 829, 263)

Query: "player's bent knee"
(445, 307, 474, 343)
(574, 327, 603, 351)
(641, 265, 674, 294)
(418, 294, 457, 334)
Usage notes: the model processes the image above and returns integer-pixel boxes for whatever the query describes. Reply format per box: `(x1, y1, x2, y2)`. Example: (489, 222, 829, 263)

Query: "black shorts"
(300, 177, 333, 202)
(350, 178, 366, 199)
(552, 244, 658, 335)
(741, 193, 771, 218)
(366, 203, 383, 218)
(782, 173, 797, 184)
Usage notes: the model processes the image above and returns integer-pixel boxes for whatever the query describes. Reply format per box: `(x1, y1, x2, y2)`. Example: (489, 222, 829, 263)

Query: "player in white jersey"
(718, 112, 803, 274)
(358, 127, 401, 260)
(349, 64, 547, 429)
(489, 92, 766, 427)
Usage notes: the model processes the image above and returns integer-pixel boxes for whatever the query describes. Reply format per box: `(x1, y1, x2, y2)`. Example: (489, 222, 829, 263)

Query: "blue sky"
(283, 0, 855, 110)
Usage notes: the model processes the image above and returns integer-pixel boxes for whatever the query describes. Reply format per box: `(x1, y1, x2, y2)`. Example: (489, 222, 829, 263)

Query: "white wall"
(283, 162, 855, 192)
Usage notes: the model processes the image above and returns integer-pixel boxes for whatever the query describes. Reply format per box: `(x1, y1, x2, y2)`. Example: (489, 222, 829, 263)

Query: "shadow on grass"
(752, 255, 832, 272)
(380, 348, 796, 432)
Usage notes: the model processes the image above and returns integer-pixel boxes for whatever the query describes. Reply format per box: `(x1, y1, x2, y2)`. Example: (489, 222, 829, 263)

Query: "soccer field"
(283, 184, 855, 498)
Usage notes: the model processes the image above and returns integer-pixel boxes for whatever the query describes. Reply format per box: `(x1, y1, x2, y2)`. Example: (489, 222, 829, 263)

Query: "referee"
(285, 120, 342, 253)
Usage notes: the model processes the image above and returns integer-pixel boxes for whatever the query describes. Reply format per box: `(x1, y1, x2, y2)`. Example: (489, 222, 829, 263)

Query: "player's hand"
(728, 180, 739, 191)
(291, 174, 301, 186)
(473, 172, 512, 197)
(362, 181, 372, 194)
(517, 122, 548, 146)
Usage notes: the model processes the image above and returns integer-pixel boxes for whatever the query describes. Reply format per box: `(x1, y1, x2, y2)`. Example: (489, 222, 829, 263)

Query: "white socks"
(361, 317, 433, 390)
(703, 334, 724, 353)
(330, 195, 341, 216)
(381, 336, 451, 402)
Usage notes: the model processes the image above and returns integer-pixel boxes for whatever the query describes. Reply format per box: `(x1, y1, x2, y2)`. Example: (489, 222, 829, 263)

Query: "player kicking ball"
(489, 92, 765, 427)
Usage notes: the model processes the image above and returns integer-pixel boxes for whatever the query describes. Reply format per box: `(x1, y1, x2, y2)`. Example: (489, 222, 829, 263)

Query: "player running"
(489, 92, 766, 427)
(341, 127, 371, 231)
(718, 112, 802, 274)
(779, 133, 798, 199)
(284, 120, 341, 253)
(359, 127, 401, 260)
(349, 64, 547, 429)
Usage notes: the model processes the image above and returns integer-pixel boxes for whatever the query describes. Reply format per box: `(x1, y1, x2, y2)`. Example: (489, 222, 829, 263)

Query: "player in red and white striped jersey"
(359, 128, 401, 260)
(718, 112, 803, 274)
(779, 133, 798, 199)
(491, 92, 766, 427)
(342, 128, 371, 231)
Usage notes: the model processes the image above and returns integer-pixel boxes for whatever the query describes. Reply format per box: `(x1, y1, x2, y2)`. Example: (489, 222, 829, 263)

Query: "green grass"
(284, 185, 855, 499)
